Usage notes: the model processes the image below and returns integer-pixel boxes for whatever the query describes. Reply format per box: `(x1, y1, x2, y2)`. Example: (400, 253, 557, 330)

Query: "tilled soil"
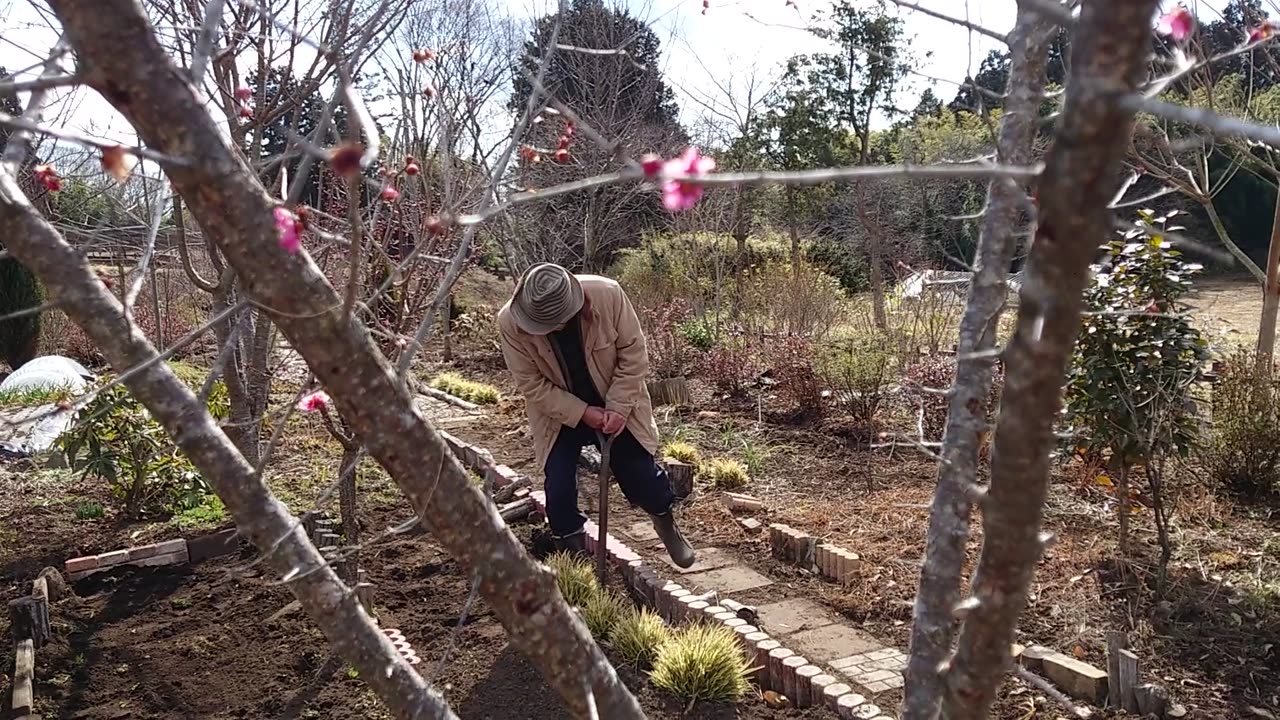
(14, 499, 834, 719)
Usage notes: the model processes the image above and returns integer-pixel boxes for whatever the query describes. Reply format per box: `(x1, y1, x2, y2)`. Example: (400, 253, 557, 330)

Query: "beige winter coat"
(497, 274, 660, 472)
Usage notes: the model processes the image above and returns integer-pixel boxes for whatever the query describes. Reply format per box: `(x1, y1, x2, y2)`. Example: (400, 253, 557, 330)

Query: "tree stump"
(9, 594, 50, 648)
(648, 377, 691, 407)
(666, 461, 695, 499)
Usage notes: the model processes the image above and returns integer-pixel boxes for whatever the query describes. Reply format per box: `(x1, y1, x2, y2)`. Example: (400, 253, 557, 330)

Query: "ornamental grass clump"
(662, 440, 702, 467)
(702, 457, 749, 489)
(650, 622, 753, 704)
(580, 588, 628, 639)
(544, 551, 598, 608)
(609, 606, 670, 668)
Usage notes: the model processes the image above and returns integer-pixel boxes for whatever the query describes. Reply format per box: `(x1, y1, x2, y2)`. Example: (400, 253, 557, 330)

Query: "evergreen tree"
(0, 67, 45, 369)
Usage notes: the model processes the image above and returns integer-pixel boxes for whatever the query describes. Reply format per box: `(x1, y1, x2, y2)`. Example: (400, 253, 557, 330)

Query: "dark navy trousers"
(544, 424, 674, 537)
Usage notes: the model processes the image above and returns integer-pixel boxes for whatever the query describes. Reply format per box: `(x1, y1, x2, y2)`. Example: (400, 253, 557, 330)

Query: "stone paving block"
(1042, 651, 1108, 705)
(865, 648, 896, 661)
(756, 598, 836, 636)
(883, 673, 903, 689)
(623, 521, 659, 544)
(789, 626, 880, 663)
(659, 546, 734, 574)
(857, 669, 897, 684)
(736, 517, 763, 534)
(870, 655, 905, 671)
(831, 659, 861, 673)
(681, 564, 774, 594)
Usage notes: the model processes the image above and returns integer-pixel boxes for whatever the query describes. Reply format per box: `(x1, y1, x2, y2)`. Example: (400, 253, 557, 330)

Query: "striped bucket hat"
(510, 263, 584, 335)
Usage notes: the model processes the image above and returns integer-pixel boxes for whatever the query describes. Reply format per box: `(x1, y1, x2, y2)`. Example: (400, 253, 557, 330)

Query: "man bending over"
(497, 262, 696, 568)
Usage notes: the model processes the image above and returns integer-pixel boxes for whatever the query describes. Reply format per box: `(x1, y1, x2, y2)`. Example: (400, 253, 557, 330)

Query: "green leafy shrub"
(609, 606, 670, 668)
(702, 458, 749, 489)
(59, 368, 229, 519)
(580, 588, 627, 638)
(428, 372, 501, 405)
(662, 440, 702, 467)
(677, 317, 715, 351)
(0, 257, 45, 370)
(545, 551, 599, 607)
(1062, 210, 1209, 560)
(818, 336, 893, 439)
(1063, 210, 1208, 465)
(806, 235, 868, 294)
(1205, 349, 1280, 499)
(649, 623, 753, 704)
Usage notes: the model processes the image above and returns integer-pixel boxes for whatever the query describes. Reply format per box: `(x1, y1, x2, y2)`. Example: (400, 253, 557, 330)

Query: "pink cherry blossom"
(274, 206, 303, 254)
(660, 147, 715, 212)
(296, 390, 331, 413)
(1156, 6, 1194, 41)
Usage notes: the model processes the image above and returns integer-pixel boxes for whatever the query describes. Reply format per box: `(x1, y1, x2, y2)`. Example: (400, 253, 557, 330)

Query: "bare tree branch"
(941, 1, 1160, 717)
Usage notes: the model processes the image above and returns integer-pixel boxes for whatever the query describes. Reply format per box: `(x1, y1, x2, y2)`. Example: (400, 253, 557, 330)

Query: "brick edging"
(442, 430, 896, 719)
(62, 526, 242, 582)
(765, 522, 1190, 716)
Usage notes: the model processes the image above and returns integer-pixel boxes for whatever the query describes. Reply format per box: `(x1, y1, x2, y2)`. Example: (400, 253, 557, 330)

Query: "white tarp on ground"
(0, 356, 95, 457)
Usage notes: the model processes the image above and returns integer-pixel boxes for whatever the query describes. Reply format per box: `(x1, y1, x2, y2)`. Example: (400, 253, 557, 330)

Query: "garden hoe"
(595, 432, 615, 587)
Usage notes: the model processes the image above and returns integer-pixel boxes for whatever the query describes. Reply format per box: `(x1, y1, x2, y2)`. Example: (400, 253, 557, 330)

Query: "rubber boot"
(650, 512, 696, 568)
(552, 529, 590, 558)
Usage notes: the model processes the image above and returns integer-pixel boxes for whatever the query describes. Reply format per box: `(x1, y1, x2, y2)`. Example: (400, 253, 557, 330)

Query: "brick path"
(413, 393, 908, 714)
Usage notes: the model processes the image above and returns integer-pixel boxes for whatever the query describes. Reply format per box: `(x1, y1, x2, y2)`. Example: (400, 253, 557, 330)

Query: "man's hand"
(582, 406, 607, 430)
(600, 409, 626, 436)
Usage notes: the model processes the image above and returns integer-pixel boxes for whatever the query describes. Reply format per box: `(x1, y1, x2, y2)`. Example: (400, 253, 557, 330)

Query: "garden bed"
(431, 354, 1280, 719)
(3, 496, 836, 719)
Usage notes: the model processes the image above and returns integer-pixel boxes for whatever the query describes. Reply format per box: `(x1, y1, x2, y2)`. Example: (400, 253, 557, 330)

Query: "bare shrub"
(763, 334, 823, 419)
(1206, 349, 1280, 500)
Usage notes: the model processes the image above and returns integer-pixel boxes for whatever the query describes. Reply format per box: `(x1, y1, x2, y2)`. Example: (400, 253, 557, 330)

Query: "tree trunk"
(338, 447, 361, 582)
(786, 186, 801, 277)
(901, 7, 1056, 719)
(1201, 198, 1266, 283)
(1256, 184, 1280, 363)
(440, 297, 453, 363)
(853, 182, 887, 330)
(1116, 463, 1131, 556)
(733, 186, 748, 321)
(39, 4, 649, 716)
(940, 2, 1159, 717)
